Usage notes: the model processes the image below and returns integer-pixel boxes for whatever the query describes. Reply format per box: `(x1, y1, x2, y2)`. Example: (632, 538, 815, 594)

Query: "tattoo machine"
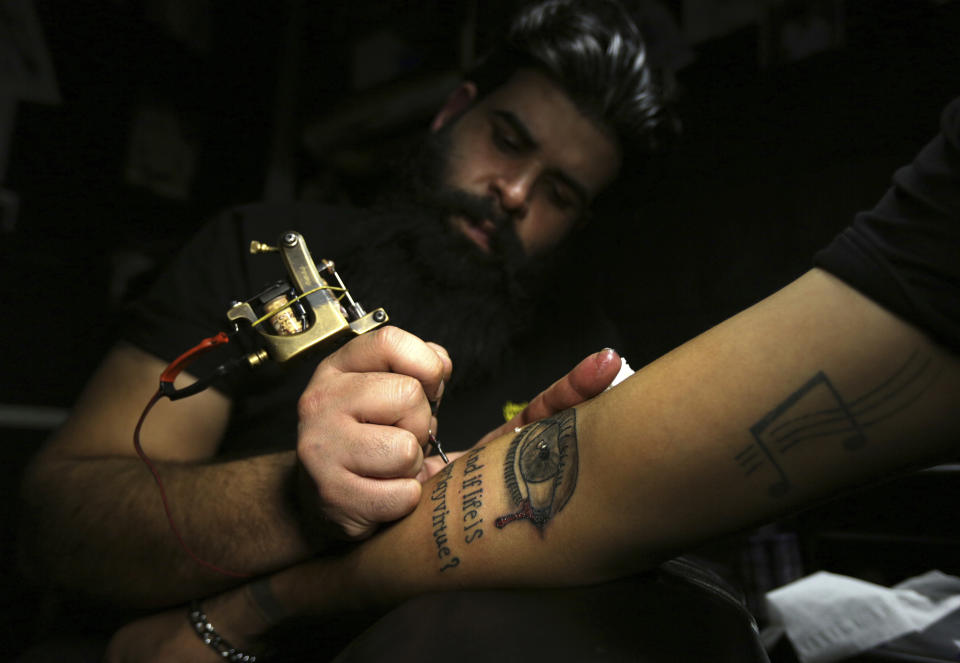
(158, 230, 389, 400)
(135, 231, 390, 579)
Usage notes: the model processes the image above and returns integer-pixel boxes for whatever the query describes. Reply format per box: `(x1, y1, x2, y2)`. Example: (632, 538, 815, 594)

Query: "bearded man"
(19, 0, 686, 658)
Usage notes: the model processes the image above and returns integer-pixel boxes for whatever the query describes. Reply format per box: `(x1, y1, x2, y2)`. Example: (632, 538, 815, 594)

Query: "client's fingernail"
(597, 347, 617, 366)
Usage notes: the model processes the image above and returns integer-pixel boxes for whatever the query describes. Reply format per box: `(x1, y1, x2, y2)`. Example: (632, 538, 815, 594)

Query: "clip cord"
(135, 331, 252, 579)
(159, 331, 238, 400)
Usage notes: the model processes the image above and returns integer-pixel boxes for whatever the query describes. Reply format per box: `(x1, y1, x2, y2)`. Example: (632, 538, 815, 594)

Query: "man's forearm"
(20, 449, 313, 608)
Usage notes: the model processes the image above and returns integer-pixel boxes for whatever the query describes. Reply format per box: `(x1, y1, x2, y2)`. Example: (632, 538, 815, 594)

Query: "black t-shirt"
(123, 203, 622, 455)
(815, 97, 960, 352)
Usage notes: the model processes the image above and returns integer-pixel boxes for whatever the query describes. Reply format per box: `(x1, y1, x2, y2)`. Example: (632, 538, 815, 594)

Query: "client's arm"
(272, 269, 960, 619)
(106, 268, 960, 660)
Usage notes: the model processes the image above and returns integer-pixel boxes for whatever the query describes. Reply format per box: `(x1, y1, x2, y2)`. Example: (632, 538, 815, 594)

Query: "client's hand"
(297, 326, 452, 541)
(474, 348, 623, 447)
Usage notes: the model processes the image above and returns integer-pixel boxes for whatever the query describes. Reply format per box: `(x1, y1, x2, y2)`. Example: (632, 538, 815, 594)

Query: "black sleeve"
(121, 208, 253, 366)
(814, 97, 960, 352)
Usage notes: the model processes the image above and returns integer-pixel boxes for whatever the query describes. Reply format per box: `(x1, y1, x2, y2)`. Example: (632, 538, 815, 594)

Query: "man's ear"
(430, 81, 479, 132)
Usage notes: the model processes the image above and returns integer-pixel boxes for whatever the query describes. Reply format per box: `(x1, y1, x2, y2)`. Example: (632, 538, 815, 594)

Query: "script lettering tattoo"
(495, 409, 578, 532)
(429, 463, 460, 571)
(461, 447, 485, 544)
(736, 351, 942, 496)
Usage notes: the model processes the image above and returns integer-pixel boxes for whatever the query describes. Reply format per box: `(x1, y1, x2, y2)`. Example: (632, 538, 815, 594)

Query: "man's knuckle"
(395, 480, 421, 511)
(296, 390, 321, 419)
(393, 375, 423, 406)
(296, 438, 312, 460)
(367, 429, 413, 465)
(427, 355, 445, 384)
(374, 325, 404, 351)
(394, 433, 421, 467)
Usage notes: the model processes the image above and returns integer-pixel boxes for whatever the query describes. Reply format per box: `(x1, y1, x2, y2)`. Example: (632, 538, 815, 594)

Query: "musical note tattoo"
(735, 351, 941, 497)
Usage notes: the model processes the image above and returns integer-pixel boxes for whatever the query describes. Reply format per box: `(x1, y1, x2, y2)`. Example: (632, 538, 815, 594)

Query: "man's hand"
(474, 347, 623, 447)
(297, 326, 452, 541)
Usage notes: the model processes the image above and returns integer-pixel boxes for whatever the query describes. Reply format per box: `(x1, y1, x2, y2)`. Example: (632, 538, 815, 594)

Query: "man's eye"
(493, 129, 521, 154)
(548, 183, 575, 210)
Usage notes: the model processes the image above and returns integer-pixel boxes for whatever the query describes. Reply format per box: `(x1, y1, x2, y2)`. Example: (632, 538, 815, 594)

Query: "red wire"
(134, 375, 251, 580)
(161, 331, 231, 385)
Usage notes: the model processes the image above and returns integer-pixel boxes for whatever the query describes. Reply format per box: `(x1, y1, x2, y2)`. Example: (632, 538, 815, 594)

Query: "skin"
(432, 69, 621, 257)
(18, 69, 622, 607)
(105, 269, 960, 661)
(18, 329, 449, 604)
(295, 332, 451, 542)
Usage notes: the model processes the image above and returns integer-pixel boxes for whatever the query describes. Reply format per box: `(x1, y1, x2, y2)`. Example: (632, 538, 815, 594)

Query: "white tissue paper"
(765, 570, 960, 663)
(606, 356, 634, 390)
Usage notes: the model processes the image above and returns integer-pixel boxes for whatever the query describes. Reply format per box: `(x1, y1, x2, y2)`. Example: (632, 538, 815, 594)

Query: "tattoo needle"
(428, 382, 449, 464)
(429, 431, 449, 464)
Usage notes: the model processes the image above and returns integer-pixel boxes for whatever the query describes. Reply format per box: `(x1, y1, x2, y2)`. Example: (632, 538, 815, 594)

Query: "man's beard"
(334, 126, 564, 388)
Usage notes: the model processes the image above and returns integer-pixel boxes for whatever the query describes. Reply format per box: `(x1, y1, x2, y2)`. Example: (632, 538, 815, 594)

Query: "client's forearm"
(272, 420, 621, 621)
(269, 269, 960, 621)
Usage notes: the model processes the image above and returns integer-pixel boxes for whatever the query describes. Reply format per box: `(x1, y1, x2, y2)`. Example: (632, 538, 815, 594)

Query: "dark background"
(2, 0, 959, 655)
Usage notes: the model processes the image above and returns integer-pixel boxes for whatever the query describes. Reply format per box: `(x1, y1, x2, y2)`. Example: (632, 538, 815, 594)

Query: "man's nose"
(491, 169, 536, 217)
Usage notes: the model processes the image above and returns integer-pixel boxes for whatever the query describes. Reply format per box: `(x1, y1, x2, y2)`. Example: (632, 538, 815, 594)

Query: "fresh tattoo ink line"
(461, 447, 485, 544)
(735, 351, 942, 497)
(495, 409, 579, 533)
(429, 463, 460, 571)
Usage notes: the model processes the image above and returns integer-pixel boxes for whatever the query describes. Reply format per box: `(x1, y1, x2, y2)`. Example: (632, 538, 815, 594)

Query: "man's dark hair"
(467, 0, 681, 160)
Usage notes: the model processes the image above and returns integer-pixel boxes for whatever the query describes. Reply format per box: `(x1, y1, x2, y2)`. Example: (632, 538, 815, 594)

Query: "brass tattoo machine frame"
(228, 230, 388, 365)
(158, 230, 387, 402)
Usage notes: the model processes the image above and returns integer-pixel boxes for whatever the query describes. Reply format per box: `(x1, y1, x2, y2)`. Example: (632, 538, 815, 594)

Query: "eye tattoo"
(495, 409, 579, 533)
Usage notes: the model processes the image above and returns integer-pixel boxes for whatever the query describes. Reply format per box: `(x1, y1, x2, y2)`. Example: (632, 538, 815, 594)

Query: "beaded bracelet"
(188, 600, 258, 662)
